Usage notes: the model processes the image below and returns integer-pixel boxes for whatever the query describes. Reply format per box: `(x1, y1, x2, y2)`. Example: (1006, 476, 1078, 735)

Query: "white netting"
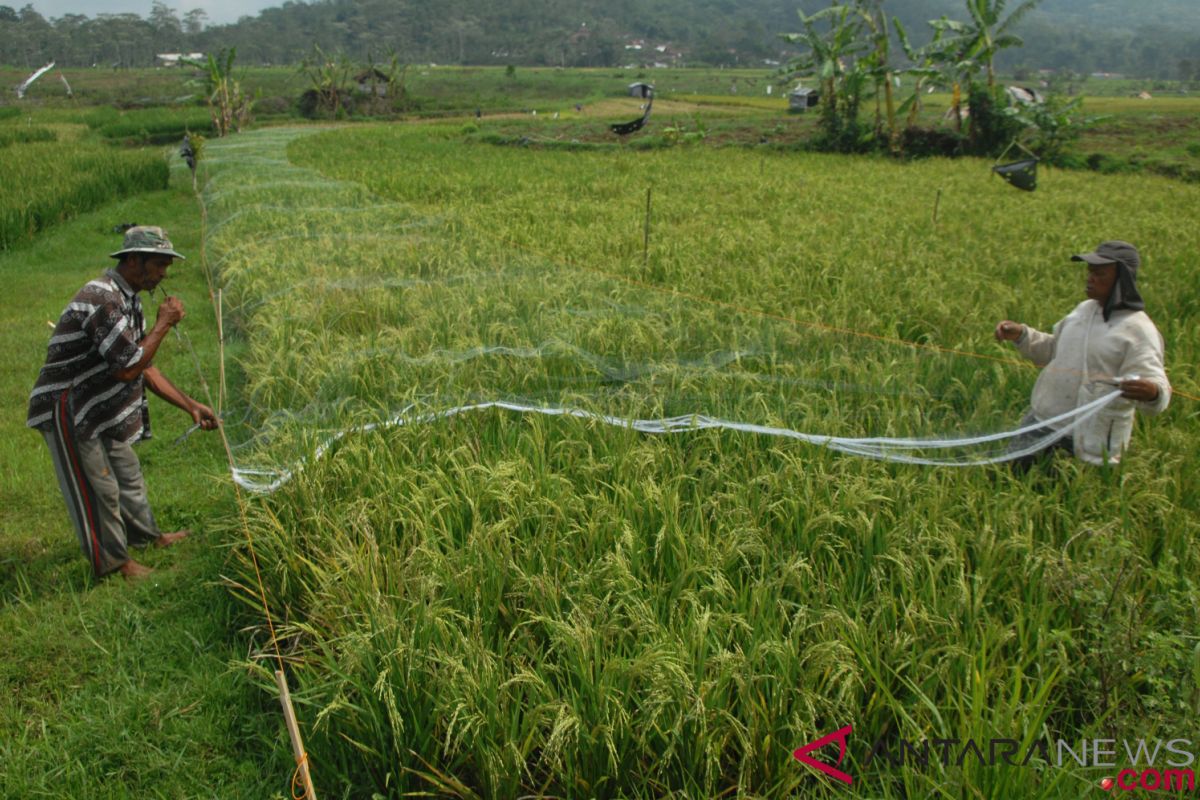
(186, 129, 1116, 492)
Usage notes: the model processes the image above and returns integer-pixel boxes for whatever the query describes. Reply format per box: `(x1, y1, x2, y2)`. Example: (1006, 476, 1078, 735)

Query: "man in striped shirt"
(27, 226, 218, 580)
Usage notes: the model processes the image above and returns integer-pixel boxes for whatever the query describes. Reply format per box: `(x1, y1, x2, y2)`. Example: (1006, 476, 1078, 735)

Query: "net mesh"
(191, 129, 1116, 492)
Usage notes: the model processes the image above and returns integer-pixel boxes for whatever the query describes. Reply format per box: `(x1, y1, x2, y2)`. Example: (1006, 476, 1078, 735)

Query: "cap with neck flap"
(1071, 240, 1143, 321)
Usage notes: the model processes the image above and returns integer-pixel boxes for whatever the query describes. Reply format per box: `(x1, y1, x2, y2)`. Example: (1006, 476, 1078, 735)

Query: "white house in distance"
(156, 53, 205, 67)
(624, 38, 684, 68)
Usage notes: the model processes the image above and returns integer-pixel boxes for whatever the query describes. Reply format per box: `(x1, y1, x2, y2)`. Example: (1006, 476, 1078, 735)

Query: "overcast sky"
(27, 0, 280, 25)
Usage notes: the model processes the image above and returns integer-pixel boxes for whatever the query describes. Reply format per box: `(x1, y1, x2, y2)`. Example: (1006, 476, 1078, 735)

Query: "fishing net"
(189, 129, 1117, 493)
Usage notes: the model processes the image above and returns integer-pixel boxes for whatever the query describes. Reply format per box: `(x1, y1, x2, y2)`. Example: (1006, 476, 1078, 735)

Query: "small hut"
(355, 68, 391, 96)
(788, 86, 819, 112)
(628, 81, 654, 98)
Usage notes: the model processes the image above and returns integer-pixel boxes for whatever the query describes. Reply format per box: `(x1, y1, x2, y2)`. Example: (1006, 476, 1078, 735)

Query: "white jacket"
(1015, 299, 1170, 465)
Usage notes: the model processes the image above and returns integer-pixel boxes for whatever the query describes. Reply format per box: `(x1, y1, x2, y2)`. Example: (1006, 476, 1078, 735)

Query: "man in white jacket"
(995, 240, 1170, 468)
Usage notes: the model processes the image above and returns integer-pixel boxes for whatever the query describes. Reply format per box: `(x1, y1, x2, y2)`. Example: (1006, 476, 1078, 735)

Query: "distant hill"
(192, 0, 1200, 76)
(790, 0, 1200, 76)
(1, 0, 1198, 78)
(1038, 0, 1199, 29)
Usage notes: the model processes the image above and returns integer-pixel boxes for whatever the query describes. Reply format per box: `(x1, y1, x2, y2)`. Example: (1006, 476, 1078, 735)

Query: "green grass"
(185, 124, 1200, 798)
(0, 184, 287, 798)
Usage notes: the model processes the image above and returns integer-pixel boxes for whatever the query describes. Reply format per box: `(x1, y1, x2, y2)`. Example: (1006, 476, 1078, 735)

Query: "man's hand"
(1119, 378, 1160, 403)
(994, 320, 1025, 342)
(155, 296, 185, 329)
(190, 400, 219, 430)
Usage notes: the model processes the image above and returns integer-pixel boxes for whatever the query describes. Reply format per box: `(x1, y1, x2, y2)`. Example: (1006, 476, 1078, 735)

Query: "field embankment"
(0, 182, 286, 796)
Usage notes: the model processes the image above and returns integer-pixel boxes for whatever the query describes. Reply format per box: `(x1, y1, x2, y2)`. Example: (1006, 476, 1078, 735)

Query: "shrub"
(1085, 152, 1133, 174)
(899, 127, 965, 159)
(966, 83, 1024, 157)
(254, 95, 293, 116)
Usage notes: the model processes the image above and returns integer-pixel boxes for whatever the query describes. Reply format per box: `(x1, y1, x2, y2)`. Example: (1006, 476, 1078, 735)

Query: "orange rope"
(292, 751, 311, 800)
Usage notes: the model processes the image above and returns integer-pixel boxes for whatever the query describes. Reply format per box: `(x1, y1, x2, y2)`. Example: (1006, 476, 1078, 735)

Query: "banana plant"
(893, 17, 961, 130)
(781, 4, 871, 150)
(920, 16, 982, 133)
(958, 0, 1043, 91)
(183, 48, 252, 136)
(919, 0, 1041, 137)
(298, 45, 352, 117)
(856, 0, 899, 153)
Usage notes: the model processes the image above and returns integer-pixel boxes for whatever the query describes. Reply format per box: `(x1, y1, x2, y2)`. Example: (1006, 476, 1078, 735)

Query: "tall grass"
(84, 106, 214, 143)
(0, 126, 56, 147)
(0, 141, 168, 250)
(200, 126, 1200, 798)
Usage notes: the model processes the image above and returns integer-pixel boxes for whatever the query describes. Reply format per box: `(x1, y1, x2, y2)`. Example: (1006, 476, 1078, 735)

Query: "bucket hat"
(109, 225, 186, 260)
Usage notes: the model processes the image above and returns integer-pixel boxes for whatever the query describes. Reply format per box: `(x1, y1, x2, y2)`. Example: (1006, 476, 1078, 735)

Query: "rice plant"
(0, 126, 56, 148)
(198, 125, 1200, 799)
(0, 141, 168, 250)
(93, 107, 215, 144)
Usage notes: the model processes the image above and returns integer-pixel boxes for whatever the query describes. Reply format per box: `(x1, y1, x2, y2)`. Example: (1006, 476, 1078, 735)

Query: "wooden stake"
(642, 186, 652, 270)
(933, 188, 943, 226)
(275, 669, 318, 800)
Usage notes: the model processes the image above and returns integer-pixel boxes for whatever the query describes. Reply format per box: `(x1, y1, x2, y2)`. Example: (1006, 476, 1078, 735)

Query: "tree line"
(0, 0, 1197, 79)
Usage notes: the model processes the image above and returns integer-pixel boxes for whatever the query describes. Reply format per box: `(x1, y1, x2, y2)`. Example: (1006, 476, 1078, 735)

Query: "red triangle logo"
(793, 725, 854, 785)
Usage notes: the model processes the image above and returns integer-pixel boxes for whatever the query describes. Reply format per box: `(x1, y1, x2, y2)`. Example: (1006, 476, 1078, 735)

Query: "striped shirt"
(27, 269, 152, 443)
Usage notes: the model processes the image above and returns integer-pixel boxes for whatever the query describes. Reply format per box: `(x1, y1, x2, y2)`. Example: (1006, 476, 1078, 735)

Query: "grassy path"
(0, 181, 287, 798)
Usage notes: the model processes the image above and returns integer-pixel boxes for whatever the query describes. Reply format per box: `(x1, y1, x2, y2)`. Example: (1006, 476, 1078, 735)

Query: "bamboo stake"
(217, 287, 226, 416)
(275, 669, 318, 800)
(185, 149, 320, 800)
(642, 186, 652, 271)
(933, 188, 943, 226)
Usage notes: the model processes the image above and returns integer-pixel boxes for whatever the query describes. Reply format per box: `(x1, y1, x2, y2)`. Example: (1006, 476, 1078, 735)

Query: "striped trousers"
(41, 392, 160, 578)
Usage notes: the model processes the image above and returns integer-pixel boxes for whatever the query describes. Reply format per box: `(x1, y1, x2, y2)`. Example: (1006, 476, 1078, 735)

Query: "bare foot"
(155, 530, 191, 548)
(120, 559, 154, 580)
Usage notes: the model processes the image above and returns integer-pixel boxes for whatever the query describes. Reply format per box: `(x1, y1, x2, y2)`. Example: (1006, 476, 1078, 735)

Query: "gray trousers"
(1006, 411, 1075, 473)
(41, 394, 160, 578)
